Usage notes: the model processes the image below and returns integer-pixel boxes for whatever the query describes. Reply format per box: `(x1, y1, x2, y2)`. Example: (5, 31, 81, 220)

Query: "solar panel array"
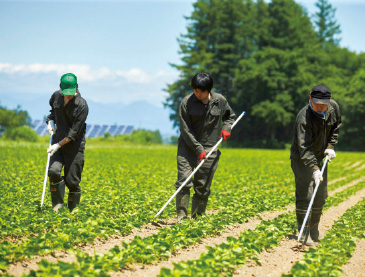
(31, 120, 134, 138)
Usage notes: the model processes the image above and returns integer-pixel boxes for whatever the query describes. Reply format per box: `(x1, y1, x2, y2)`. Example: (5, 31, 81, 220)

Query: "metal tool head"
(151, 220, 162, 227)
(151, 219, 175, 227)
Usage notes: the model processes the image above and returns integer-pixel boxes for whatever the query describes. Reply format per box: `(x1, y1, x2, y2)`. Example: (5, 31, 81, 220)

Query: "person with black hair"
(46, 73, 89, 212)
(290, 85, 341, 245)
(174, 73, 235, 222)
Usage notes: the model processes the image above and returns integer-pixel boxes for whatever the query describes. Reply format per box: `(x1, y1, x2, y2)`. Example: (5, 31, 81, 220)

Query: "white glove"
(47, 120, 56, 135)
(324, 149, 336, 160)
(313, 170, 323, 185)
(47, 143, 61, 156)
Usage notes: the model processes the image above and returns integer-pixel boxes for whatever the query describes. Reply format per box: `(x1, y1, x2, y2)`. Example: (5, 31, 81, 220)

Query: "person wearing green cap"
(290, 85, 341, 246)
(46, 73, 89, 212)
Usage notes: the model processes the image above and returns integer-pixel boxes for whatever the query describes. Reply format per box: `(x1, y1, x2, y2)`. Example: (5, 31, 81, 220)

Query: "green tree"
(233, 0, 320, 144)
(164, 0, 257, 128)
(0, 104, 31, 132)
(3, 126, 38, 142)
(165, 0, 364, 151)
(336, 68, 365, 151)
(313, 0, 341, 47)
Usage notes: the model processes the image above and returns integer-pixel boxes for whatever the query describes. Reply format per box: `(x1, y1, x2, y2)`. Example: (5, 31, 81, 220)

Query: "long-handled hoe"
(297, 155, 329, 245)
(152, 111, 246, 227)
(40, 132, 53, 212)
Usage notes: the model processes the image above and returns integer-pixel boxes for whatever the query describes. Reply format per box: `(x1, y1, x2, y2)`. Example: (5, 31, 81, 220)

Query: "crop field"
(0, 141, 364, 276)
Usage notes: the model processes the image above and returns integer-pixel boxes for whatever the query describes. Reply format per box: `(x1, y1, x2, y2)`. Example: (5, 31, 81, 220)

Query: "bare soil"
(233, 187, 365, 276)
(6, 177, 365, 277)
(112, 207, 294, 277)
(341, 239, 365, 277)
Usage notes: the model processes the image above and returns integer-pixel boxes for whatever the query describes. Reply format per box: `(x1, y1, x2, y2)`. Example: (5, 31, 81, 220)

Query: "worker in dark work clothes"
(290, 85, 341, 245)
(175, 73, 236, 222)
(46, 73, 89, 212)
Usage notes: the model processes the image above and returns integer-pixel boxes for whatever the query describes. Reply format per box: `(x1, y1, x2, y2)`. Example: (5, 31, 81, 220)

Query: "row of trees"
(0, 104, 163, 144)
(0, 105, 38, 141)
(0, 105, 30, 132)
(103, 129, 163, 144)
(165, 0, 365, 151)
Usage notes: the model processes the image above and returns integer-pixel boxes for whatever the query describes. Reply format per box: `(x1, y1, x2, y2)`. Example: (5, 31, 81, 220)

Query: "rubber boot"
(296, 209, 315, 246)
(191, 195, 208, 219)
(176, 190, 190, 223)
(50, 180, 65, 211)
(310, 208, 324, 242)
(68, 192, 81, 212)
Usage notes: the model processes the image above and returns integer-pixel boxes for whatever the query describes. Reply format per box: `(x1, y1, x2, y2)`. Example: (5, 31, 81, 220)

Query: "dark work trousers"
(174, 143, 221, 200)
(48, 145, 84, 192)
(291, 159, 328, 211)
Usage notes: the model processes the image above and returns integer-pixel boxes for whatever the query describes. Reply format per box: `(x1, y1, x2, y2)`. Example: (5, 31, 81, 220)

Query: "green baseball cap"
(60, 73, 77, 95)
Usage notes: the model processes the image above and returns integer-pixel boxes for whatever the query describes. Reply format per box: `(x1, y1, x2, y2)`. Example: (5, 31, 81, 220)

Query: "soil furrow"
(6, 177, 363, 277)
(328, 176, 365, 196)
(233, 187, 365, 277)
(111, 207, 294, 277)
(113, 184, 365, 277)
(344, 161, 363, 170)
(6, 207, 291, 276)
(341, 239, 365, 277)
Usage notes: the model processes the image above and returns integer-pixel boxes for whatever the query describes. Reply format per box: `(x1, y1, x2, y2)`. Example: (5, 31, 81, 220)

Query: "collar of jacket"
(325, 101, 334, 120)
(309, 100, 326, 119)
(307, 100, 334, 120)
(192, 91, 219, 104)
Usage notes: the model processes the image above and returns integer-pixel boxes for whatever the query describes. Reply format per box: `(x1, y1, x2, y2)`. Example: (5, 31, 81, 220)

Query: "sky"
(0, 0, 364, 132)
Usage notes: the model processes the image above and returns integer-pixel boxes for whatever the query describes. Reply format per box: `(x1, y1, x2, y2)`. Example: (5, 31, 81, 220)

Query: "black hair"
(191, 73, 213, 92)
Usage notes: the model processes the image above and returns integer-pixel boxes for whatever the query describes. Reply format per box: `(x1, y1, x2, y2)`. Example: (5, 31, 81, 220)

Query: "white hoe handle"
(297, 155, 329, 242)
(40, 132, 53, 209)
(153, 111, 245, 221)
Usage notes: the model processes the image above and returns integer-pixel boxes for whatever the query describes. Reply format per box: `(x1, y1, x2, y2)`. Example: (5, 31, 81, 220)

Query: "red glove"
(220, 130, 231, 141)
(199, 151, 207, 162)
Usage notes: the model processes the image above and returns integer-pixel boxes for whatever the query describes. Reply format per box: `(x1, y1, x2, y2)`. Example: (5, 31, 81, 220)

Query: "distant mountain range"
(0, 93, 178, 136)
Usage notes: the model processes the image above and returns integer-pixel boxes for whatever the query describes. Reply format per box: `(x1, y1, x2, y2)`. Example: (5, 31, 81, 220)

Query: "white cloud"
(116, 68, 152, 83)
(0, 62, 179, 107)
(0, 62, 178, 84)
(0, 63, 113, 82)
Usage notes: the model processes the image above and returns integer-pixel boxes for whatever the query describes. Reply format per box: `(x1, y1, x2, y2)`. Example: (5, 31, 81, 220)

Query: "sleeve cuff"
(311, 165, 320, 173)
(196, 145, 205, 156)
(326, 144, 335, 150)
(46, 117, 54, 124)
(67, 130, 77, 141)
(222, 126, 231, 132)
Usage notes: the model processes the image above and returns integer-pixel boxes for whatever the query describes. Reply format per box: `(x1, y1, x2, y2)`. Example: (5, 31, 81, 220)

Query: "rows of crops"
(0, 141, 364, 276)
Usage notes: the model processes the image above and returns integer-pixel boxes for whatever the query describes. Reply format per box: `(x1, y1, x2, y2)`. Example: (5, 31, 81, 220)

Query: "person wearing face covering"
(290, 85, 341, 246)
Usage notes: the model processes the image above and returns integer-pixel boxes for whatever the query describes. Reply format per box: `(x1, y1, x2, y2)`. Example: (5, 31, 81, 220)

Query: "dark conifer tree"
(313, 0, 341, 47)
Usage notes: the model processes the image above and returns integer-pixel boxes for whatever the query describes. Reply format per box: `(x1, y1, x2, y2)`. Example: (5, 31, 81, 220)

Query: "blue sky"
(0, 0, 364, 131)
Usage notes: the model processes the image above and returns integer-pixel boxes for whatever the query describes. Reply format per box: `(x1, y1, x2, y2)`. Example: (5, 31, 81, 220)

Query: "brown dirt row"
(328, 176, 346, 185)
(341, 239, 365, 277)
(6, 217, 168, 276)
(111, 181, 365, 277)
(5, 209, 216, 276)
(6, 177, 364, 276)
(112, 207, 295, 277)
(1, 168, 357, 245)
(355, 163, 365, 172)
(233, 187, 365, 277)
(328, 176, 365, 196)
(344, 161, 363, 170)
(6, 208, 293, 276)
